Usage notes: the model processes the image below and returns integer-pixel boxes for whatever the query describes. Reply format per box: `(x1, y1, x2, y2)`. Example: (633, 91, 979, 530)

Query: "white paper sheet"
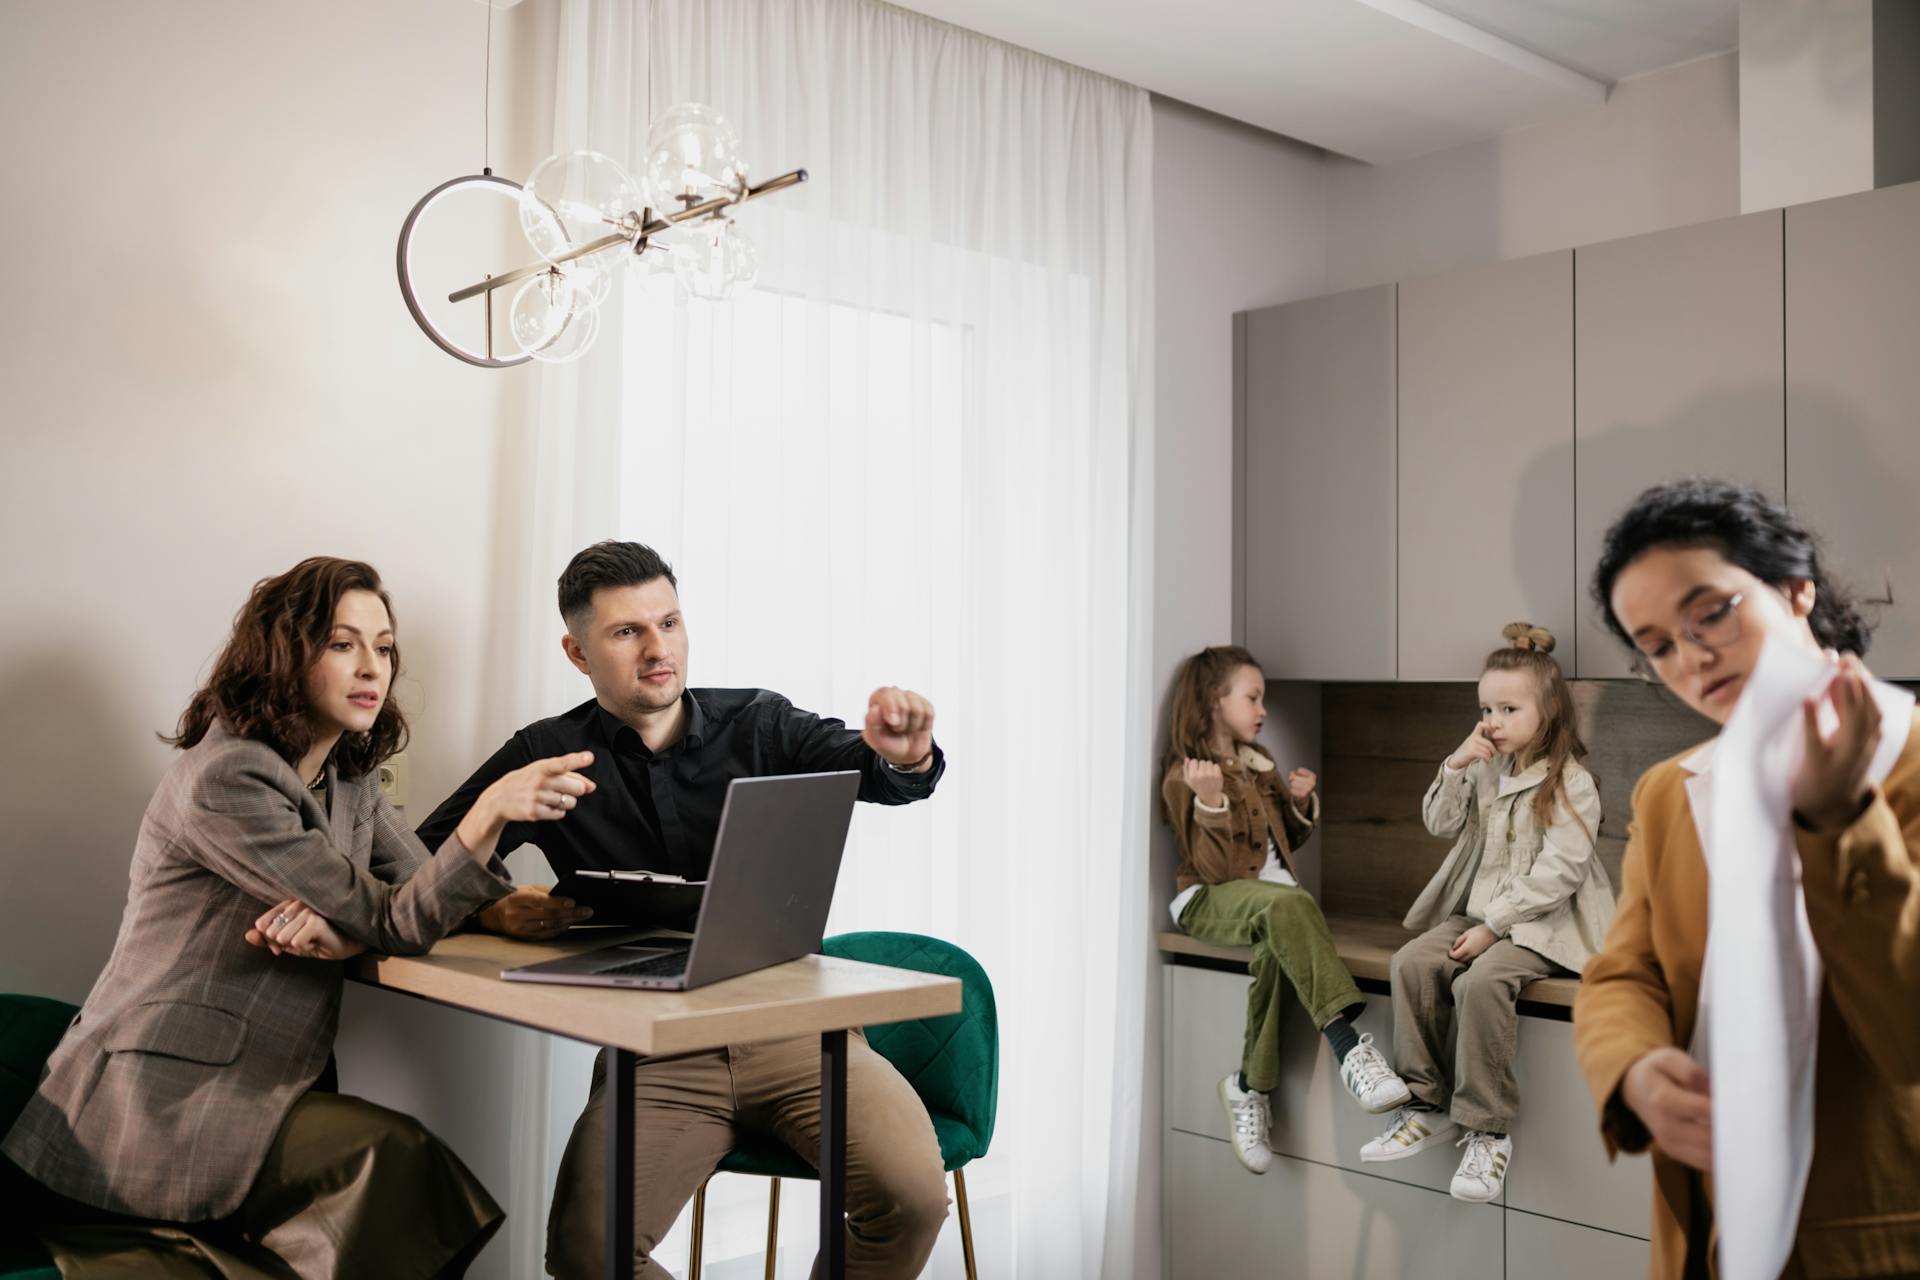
(1699, 635, 1913, 1280)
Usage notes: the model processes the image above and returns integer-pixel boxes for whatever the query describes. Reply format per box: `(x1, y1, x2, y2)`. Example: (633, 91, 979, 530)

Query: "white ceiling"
(1424, 0, 1737, 84)
(888, 0, 1740, 164)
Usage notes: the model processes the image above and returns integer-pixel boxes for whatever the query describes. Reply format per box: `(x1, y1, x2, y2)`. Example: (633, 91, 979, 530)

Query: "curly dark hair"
(164, 557, 409, 778)
(1590, 477, 1870, 658)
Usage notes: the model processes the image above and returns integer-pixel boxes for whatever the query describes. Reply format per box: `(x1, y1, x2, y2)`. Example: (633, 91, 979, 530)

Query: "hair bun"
(1502, 622, 1556, 653)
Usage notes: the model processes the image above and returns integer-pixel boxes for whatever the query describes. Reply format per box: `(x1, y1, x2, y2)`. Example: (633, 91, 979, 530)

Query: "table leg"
(819, 1029, 848, 1280)
(607, 1047, 636, 1280)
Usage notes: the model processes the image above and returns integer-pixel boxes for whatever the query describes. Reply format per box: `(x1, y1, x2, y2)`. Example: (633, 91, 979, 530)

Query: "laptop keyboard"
(597, 950, 691, 979)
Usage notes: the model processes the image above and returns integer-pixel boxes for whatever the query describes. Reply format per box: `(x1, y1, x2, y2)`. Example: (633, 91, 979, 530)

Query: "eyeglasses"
(1631, 591, 1746, 681)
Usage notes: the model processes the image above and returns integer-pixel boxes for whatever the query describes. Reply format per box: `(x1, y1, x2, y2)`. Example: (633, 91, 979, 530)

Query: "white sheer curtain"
(509, 2, 1156, 1275)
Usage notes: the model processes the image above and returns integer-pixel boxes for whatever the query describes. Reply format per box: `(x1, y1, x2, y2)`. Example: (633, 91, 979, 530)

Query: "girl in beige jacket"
(1360, 626, 1613, 1204)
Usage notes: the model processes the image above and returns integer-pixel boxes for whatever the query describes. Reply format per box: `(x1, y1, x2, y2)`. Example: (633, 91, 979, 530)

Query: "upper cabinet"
(1398, 251, 1574, 680)
(1238, 285, 1398, 680)
(1235, 181, 1920, 683)
(1573, 211, 1786, 678)
(1786, 181, 1920, 679)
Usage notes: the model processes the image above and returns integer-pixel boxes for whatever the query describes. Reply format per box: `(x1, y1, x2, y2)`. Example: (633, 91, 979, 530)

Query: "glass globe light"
(560, 258, 613, 312)
(510, 271, 600, 362)
(672, 218, 759, 301)
(644, 103, 748, 207)
(519, 149, 644, 267)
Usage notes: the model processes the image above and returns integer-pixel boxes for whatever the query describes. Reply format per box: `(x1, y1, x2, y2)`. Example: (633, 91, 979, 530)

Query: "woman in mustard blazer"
(1575, 478, 1920, 1279)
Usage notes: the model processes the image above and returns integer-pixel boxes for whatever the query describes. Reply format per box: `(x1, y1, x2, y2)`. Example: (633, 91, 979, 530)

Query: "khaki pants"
(545, 1034, 949, 1280)
(1178, 879, 1366, 1093)
(1389, 916, 1562, 1132)
(37, 1091, 503, 1279)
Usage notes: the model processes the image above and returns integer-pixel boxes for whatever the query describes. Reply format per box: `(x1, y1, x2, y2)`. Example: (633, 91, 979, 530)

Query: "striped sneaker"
(1218, 1073, 1273, 1174)
(1449, 1130, 1512, 1203)
(1339, 1034, 1413, 1113)
(1359, 1106, 1457, 1163)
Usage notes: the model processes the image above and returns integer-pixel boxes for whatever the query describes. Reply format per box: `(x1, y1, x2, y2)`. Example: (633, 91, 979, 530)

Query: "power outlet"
(377, 753, 409, 808)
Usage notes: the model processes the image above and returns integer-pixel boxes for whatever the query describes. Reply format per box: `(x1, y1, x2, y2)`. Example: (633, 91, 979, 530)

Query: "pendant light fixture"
(396, 2, 805, 368)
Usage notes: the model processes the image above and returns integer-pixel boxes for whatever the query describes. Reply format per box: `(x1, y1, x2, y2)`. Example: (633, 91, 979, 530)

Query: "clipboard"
(553, 868, 707, 930)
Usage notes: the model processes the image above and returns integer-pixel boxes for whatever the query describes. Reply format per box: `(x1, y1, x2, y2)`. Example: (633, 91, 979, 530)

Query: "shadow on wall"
(0, 651, 164, 1002)
(1741, 0, 1874, 108)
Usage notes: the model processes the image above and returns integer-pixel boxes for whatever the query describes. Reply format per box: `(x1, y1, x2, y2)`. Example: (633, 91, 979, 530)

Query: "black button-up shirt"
(415, 689, 944, 881)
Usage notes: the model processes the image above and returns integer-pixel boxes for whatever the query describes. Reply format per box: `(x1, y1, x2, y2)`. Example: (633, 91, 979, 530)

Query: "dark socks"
(1237, 1071, 1251, 1093)
(1322, 1014, 1360, 1062)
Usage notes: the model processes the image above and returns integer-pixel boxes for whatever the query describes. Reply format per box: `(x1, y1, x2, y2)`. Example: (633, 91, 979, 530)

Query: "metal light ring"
(396, 172, 533, 370)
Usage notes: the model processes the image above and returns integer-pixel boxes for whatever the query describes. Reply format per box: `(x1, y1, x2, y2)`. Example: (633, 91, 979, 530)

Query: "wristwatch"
(885, 750, 935, 774)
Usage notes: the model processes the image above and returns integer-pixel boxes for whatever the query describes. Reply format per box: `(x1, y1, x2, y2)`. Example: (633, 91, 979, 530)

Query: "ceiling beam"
(1351, 0, 1610, 100)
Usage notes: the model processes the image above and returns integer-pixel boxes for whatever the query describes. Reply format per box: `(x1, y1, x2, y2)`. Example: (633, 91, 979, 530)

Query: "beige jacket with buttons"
(1405, 755, 1612, 974)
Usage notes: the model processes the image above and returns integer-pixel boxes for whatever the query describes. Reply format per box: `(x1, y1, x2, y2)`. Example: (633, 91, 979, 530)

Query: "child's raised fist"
(1183, 757, 1226, 808)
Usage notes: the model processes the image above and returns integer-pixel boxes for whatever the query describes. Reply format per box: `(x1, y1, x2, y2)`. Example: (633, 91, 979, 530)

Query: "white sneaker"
(1339, 1034, 1413, 1113)
(1218, 1073, 1273, 1175)
(1449, 1130, 1512, 1203)
(1359, 1106, 1458, 1163)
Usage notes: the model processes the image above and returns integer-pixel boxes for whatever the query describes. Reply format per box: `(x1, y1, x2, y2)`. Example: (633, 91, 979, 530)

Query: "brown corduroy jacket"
(1163, 743, 1319, 893)
(1573, 709, 1920, 1279)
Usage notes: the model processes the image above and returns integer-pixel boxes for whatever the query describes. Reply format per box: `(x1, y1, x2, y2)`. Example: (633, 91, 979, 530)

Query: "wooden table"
(349, 931, 963, 1279)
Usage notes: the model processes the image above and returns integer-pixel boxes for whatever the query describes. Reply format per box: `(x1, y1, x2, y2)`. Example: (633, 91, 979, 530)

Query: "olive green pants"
(1179, 879, 1366, 1092)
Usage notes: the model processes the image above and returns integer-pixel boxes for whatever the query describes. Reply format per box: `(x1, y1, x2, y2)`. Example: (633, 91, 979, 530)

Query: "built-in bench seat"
(1158, 912, 1581, 1009)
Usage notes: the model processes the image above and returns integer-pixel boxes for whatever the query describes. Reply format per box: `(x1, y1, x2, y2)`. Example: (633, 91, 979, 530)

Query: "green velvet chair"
(689, 932, 997, 1280)
(1, 994, 80, 1280)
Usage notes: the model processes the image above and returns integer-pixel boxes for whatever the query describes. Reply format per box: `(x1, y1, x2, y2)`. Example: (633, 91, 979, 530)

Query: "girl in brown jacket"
(1163, 645, 1411, 1176)
(1576, 478, 1920, 1279)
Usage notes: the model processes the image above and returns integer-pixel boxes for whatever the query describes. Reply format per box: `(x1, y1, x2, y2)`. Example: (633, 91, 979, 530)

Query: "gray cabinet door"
(1787, 181, 1920, 678)
(1397, 251, 1574, 681)
(1239, 285, 1397, 680)
(1574, 210, 1786, 678)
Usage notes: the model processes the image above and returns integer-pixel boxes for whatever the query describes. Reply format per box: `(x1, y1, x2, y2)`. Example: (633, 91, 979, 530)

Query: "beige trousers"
(1389, 915, 1562, 1133)
(545, 1033, 949, 1280)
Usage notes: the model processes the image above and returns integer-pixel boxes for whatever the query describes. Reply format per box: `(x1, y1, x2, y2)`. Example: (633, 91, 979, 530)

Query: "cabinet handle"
(1864, 575, 1895, 607)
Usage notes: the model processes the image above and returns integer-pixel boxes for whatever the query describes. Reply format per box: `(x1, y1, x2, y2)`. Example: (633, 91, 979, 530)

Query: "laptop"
(500, 770, 861, 991)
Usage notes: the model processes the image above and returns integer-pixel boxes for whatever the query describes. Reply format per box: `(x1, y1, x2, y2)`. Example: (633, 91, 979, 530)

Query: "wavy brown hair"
(164, 558, 408, 778)
(1482, 625, 1591, 835)
(1160, 645, 1262, 820)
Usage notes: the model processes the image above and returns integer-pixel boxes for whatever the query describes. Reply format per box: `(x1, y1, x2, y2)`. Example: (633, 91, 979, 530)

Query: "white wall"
(1146, 92, 1330, 1278)
(1325, 51, 1741, 292)
(1739, 0, 1875, 212)
(0, 2, 558, 1275)
(1150, 94, 1331, 910)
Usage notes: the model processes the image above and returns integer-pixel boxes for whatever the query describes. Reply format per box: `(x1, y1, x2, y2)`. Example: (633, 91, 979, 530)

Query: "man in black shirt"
(416, 541, 949, 1280)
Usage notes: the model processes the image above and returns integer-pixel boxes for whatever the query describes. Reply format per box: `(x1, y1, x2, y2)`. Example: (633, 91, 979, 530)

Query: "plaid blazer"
(1, 723, 510, 1221)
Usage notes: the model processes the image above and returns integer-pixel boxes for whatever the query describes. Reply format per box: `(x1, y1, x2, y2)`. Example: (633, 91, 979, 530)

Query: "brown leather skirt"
(33, 1092, 502, 1279)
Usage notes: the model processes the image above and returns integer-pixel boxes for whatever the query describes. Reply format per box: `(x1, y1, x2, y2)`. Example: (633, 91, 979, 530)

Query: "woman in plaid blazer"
(4, 557, 597, 1278)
